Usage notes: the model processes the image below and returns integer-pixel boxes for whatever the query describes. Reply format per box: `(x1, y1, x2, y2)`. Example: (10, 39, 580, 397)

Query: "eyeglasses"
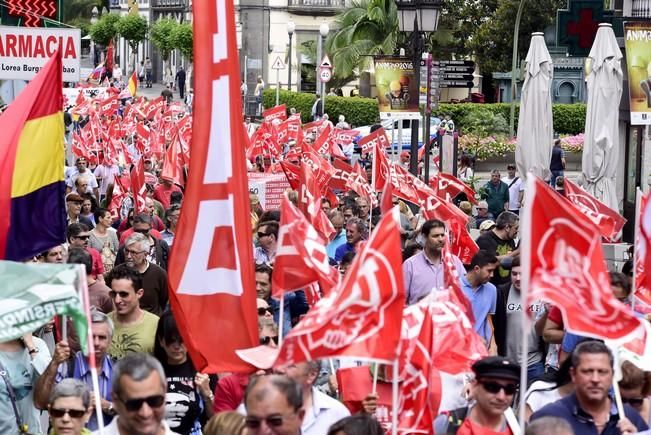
(245, 413, 294, 429)
(622, 397, 644, 407)
(479, 380, 518, 395)
(74, 235, 90, 240)
(49, 408, 87, 419)
(125, 249, 147, 256)
(119, 394, 166, 412)
(133, 228, 150, 234)
(257, 232, 271, 239)
(259, 336, 279, 346)
(257, 307, 272, 316)
(109, 290, 131, 299)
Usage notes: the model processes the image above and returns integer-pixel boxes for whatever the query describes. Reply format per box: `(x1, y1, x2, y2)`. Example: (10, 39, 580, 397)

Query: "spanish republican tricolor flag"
(128, 71, 138, 97)
(0, 52, 66, 261)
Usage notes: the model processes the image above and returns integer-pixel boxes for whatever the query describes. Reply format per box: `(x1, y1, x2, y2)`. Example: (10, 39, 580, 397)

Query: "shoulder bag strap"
(0, 357, 28, 433)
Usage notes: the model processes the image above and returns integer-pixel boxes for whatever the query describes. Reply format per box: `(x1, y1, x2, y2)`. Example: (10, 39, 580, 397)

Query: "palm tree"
(325, 0, 399, 79)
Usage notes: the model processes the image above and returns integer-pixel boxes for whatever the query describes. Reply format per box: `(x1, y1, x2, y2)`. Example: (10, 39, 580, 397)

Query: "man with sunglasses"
(255, 221, 279, 266)
(95, 353, 178, 434)
(434, 356, 521, 434)
(244, 375, 304, 435)
(531, 341, 648, 434)
(67, 223, 105, 280)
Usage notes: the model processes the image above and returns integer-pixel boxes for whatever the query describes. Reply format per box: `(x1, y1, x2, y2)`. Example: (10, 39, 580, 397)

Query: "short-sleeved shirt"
(483, 180, 510, 218)
(108, 311, 160, 359)
(550, 146, 565, 171)
(93, 164, 120, 196)
(402, 251, 466, 305)
(502, 176, 524, 211)
(460, 275, 497, 343)
(67, 168, 99, 193)
(475, 231, 516, 287)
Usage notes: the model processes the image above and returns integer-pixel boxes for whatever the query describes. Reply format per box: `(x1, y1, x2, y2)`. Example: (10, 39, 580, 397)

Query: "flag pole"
(391, 358, 398, 435)
(518, 174, 535, 429)
(632, 188, 641, 313)
(278, 293, 285, 347)
(372, 363, 379, 395)
(612, 349, 626, 417)
(78, 266, 105, 433)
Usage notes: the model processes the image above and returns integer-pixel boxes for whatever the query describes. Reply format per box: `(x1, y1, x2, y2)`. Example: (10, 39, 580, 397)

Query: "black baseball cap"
(472, 356, 520, 382)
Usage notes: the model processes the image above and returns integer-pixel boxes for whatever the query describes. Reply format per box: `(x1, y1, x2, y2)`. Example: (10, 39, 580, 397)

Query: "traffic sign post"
(271, 55, 286, 106)
(319, 55, 332, 117)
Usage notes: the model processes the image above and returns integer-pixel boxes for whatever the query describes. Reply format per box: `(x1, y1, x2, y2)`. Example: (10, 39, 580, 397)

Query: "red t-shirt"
(457, 419, 513, 435)
(119, 228, 163, 246)
(87, 247, 104, 278)
(213, 373, 249, 413)
(153, 183, 182, 209)
(547, 306, 564, 326)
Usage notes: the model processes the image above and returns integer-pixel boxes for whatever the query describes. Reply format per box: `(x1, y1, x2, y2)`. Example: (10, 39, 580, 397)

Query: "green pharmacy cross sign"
(1, 0, 63, 27)
(557, 0, 612, 57)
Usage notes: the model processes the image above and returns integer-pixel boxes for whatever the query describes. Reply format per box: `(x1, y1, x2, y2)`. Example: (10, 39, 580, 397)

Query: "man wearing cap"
(479, 220, 496, 236)
(66, 193, 95, 228)
(475, 200, 494, 229)
(502, 164, 524, 215)
(434, 356, 521, 434)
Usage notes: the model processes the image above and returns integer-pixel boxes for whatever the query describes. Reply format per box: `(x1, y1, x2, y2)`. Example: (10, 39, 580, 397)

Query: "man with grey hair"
(120, 231, 168, 316)
(94, 353, 177, 434)
(524, 416, 573, 435)
(334, 218, 367, 263)
(280, 361, 350, 435)
(116, 213, 170, 271)
(38, 310, 118, 430)
(244, 375, 304, 435)
(476, 211, 519, 287)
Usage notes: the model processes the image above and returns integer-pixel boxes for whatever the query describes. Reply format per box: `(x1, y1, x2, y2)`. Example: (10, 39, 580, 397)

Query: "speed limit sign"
(319, 67, 332, 83)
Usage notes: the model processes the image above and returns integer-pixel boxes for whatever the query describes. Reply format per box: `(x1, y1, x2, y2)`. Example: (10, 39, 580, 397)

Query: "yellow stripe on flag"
(129, 75, 138, 97)
(11, 112, 65, 198)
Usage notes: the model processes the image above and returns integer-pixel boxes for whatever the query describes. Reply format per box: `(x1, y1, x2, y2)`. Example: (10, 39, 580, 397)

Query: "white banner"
(62, 87, 108, 109)
(0, 26, 81, 82)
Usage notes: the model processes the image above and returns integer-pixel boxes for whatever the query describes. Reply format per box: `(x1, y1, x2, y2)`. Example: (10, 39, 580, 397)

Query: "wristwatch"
(27, 347, 39, 355)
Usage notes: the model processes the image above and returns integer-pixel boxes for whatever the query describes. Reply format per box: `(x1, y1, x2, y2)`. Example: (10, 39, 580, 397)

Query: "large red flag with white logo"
(635, 192, 651, 309)
(564, 178, 626, 242)
(129, 159, 147, 214)
(522, 177, 641, 341)
(273, 194, 339, 297)
(298, 163, 336, 241)
(274, 210, 406, 366)
(167, 0, 258, 373)
(430, 172, 478, 205)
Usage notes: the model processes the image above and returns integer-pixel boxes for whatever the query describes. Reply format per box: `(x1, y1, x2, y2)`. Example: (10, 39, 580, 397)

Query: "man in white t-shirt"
(94, 162, 120, 200)
(502, 164, 524, 215)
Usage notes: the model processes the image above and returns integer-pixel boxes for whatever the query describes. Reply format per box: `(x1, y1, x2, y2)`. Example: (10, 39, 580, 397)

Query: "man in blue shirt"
(461, 250, 499, 351)
(531, 340, 648, 434)
(334, 218, 367, 263)
(326, 211, 346, 262)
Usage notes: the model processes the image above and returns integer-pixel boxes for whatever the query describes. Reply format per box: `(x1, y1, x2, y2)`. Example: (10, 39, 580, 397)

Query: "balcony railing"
(632, 0, 651, 16)
(288, 0, 346, 14)
(151, 0, 187, 9)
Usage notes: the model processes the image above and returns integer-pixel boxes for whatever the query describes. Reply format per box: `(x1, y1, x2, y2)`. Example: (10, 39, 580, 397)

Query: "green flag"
(0, 261, 88, 353)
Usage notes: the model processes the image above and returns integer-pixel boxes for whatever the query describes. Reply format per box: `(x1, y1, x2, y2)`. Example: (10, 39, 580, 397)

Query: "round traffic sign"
(319, 68, 332, 83)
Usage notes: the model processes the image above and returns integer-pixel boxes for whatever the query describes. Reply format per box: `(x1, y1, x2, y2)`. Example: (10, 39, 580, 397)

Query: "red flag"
(442, 241, 475, 324)
(331, 128, 360, 146)
(301, 149, 335, 189)
(564, 178, 626, 242)
(298, 163, 335, 241)
(358, 127, 390, 155)
(523, 177, 641, 340)
(331, 158, 377, 207)
(272, 195, 339, 297)
(274, 210, 406, 366)
(262, 104, 287, 123)
(279, 160, 300, 189)
(430, 172, 478, 205)
(105, 40, 114, 73)
(108, 175, 128, 220)
(635, 192, 651, 308)
(380, 178, 394, 215)
(168, 0, 258, 373)
(161, 134, 185, 187)
(99, 94, 119, 117)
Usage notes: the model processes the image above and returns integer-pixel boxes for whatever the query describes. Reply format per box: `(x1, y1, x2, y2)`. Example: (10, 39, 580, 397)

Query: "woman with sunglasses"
(619, 361, 651, 425)
(48, 378, 92, 435)
(154, 311, 216, 435)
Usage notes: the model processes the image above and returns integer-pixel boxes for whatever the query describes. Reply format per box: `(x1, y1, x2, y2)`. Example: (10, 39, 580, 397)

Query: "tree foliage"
(171, 23, 194, 62)
(468, 0, 564, 73)
(115, 14, 148, 50)
(150, 19, 178, 61)
(89, 12, 120, 46)
(326, 0, 398, 78)
(63, 0, 103, 35)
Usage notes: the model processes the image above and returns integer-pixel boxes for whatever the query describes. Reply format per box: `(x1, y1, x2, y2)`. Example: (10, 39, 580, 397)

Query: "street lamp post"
(319, 22, 329, 116)
(90, 6, 99, 66)
(287, 21, 295, 91)
(396, 0, 442, 176)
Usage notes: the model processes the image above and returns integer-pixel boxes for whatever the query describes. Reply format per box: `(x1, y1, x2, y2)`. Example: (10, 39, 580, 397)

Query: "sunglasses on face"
(74, 235, 90, 240)
(259, 336, 279, 346)
(133, 228, 150, 234)
(50, 407, 86, 419)
(479, 380, 518, 395)
(257, 232, 271, 239)
(245, 414, 288, 429)
(257, 307, 271, 316)
(119, 394, 166, 412)
(109, 290, 131, 299)
(622, 397, 644, 407)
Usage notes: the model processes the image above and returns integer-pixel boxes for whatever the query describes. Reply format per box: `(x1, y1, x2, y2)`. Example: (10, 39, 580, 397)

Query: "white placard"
(0, 26, 81, 82)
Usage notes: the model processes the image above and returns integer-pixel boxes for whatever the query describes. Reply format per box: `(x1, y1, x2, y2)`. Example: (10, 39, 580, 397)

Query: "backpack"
(445, 406, 469, 434)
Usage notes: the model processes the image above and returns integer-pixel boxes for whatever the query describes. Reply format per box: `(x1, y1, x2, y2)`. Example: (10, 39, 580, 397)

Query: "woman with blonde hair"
(203, 411, 247, 435)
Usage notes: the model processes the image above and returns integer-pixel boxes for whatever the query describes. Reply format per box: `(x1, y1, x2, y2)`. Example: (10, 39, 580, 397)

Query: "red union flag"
(358, 127, 390, 155)
(298, 163, 335, 241)
(430, 172, 478, 205)
(635, 192, 651, 308)
(167, 0, 258, 373)
(564, 178, 626, 242)
(274, 210, 406, 366)
(273, 195, 339, 297)
(262, 104, 287, 123)
(522, 177, 641, 340)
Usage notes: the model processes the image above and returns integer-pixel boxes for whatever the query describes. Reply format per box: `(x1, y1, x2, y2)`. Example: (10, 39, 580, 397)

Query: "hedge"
(262, 89, 586, 135)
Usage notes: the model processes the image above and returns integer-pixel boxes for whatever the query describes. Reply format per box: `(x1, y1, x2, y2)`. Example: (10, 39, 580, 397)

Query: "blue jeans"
(527, 361, 545, 386)
(550, 170, 564, 187)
